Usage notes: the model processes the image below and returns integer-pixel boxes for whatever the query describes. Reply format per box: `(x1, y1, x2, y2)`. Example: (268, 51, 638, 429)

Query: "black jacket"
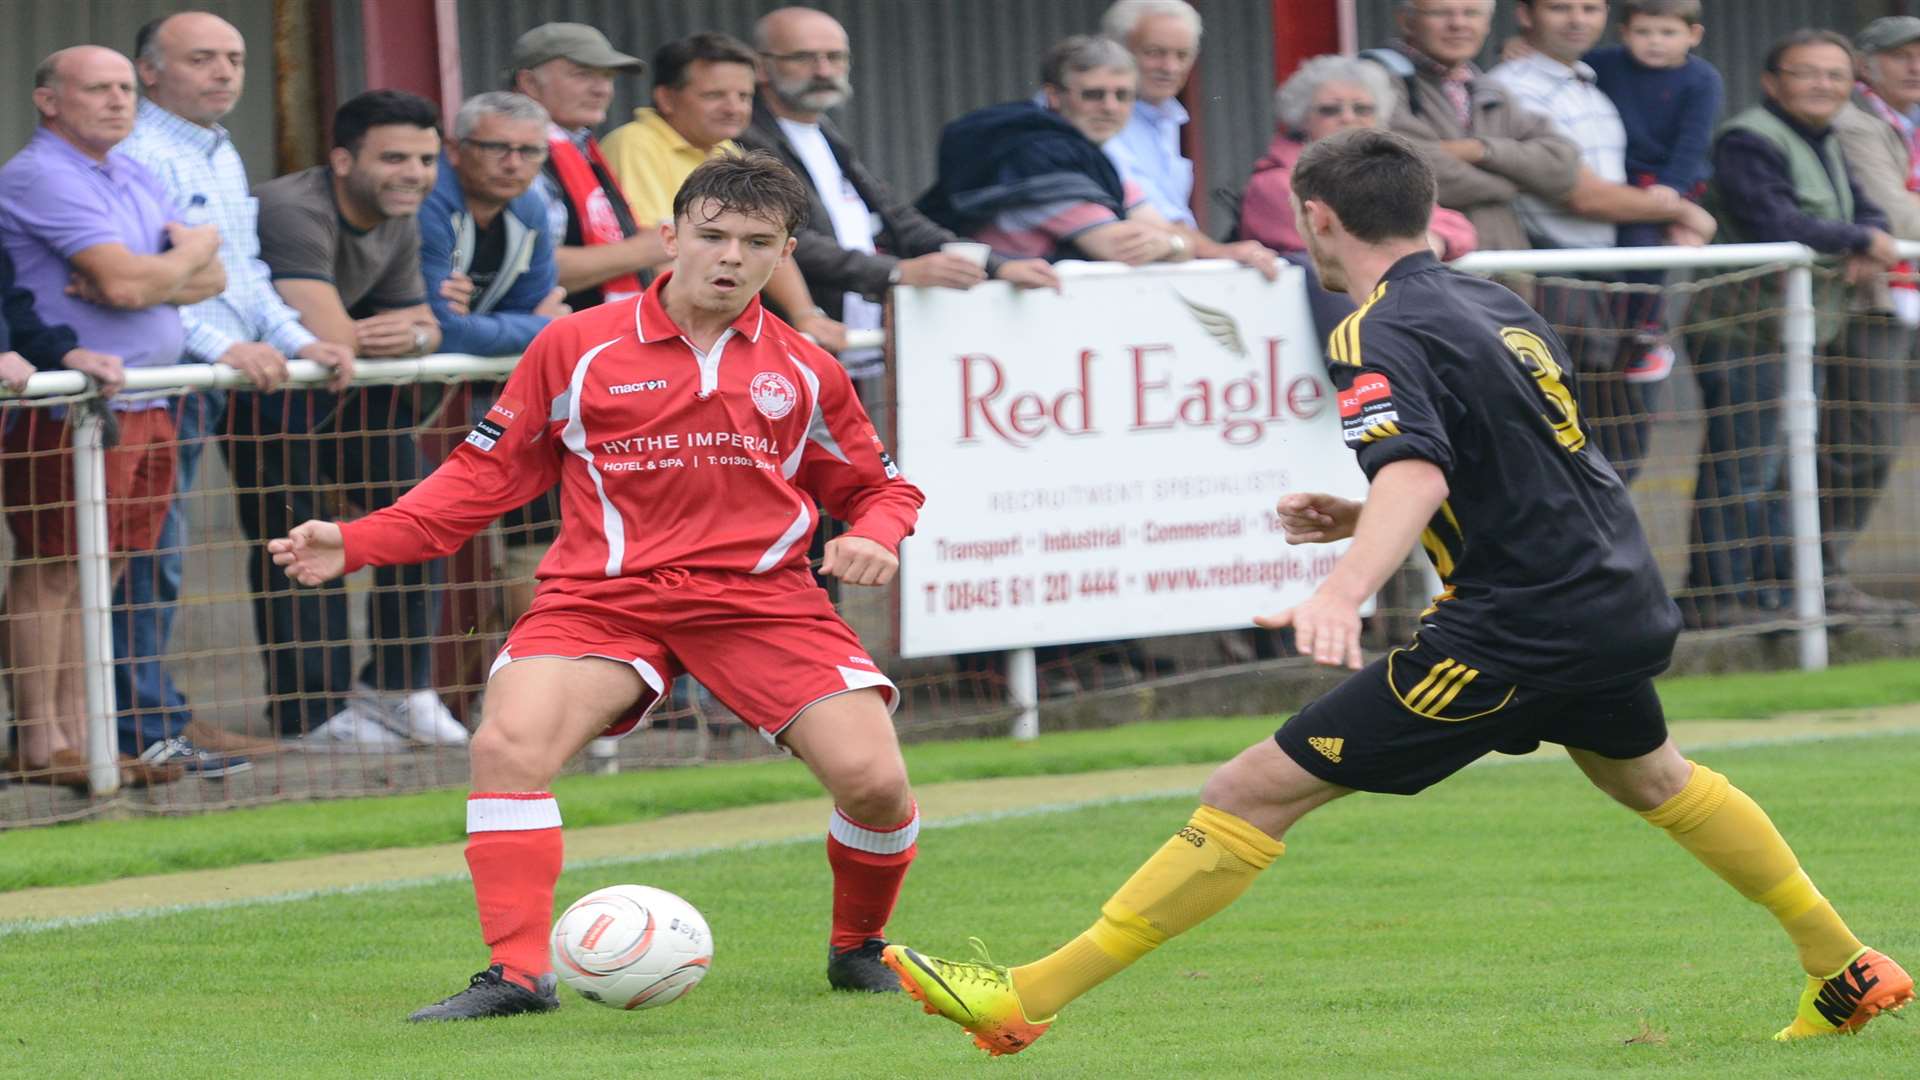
(735, 97, 1001, 319)
(0, 245, 77, 370)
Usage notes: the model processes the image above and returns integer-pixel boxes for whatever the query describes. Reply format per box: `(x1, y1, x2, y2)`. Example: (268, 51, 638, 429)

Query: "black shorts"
(1273, 637, 1669, 796)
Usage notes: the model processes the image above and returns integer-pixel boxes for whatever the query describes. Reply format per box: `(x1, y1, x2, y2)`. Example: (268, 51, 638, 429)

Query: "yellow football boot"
(882, 940, 1055, 1056)
(1774, 947, 1913, 1040)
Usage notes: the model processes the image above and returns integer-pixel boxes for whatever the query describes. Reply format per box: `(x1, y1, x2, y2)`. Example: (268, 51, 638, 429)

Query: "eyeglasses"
(1775, 66, 1852, 85)
(1313, 100, 1378, 118)
(1073, 86, 1135, 103)
(761, 50, 851, 67)
(461, 138, 549, 164)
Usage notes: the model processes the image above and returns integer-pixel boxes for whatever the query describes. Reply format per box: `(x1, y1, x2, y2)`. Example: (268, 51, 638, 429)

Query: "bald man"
(113, 12, 354, 773)
(0, 45, 225, 789)
(737, 6, 1059, 383)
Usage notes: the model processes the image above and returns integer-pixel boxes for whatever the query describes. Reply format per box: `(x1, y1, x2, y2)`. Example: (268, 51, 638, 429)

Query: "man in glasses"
(421, 91, 567, 357)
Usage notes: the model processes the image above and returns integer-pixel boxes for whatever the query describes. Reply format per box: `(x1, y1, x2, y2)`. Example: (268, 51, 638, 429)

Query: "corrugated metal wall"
(0, 1, 278, 177)
(440, 1, 1274, 229)
(1350, 1, 1898, 112)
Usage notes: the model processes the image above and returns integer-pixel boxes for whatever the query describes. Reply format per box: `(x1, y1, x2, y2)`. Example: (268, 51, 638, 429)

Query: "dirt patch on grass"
(5, 708, 1915, 926)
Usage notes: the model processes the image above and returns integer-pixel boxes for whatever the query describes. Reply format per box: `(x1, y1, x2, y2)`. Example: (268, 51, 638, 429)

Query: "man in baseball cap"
(511, 22, 646, 75)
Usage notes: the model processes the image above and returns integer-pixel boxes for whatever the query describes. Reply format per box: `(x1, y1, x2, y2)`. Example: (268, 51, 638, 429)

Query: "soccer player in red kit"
(270, 152, 927, 1019)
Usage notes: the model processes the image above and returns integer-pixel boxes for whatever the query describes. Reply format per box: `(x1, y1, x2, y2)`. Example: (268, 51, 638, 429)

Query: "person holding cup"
(736, 6, 1059, 383)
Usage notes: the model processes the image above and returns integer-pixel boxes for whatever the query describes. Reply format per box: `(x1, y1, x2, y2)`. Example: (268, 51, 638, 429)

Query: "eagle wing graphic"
(1175, 292, 1247, 357)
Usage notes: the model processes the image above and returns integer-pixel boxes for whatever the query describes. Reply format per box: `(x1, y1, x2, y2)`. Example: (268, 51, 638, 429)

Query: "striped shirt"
(1488, 52, 1626, 250)
(119, 98, 317, 363)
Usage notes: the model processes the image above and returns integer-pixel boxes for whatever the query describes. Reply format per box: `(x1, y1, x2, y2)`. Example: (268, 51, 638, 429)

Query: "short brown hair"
(1621, 0, 1702, 25)
(1765, 29, 1854, 74)
(672, 150, 811, 236)
(1291, 128, 1434, 244)
(652, 31, 757, 92)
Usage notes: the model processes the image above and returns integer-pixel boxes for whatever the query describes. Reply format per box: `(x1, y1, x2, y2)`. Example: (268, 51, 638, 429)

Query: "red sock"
(826, 803, 919, 951)
(465, 792, 563, 990)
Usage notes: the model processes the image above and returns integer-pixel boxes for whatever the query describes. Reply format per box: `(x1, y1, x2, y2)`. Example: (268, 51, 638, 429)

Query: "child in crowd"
(1584, 0, 1724, 381)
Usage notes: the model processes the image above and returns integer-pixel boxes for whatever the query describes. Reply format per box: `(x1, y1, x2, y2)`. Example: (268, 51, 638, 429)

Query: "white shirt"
(778, 116, 884, 376)
(1488, 52, 1626, 250)
(1106, 96, 1195, 226)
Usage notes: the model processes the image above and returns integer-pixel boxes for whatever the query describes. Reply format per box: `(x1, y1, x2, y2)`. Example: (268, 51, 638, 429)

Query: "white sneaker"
(299, 706, 410, 753)
(371, 687, 470, 746)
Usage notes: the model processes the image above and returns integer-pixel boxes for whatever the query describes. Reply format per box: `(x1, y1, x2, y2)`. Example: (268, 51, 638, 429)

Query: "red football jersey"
(340, 273, 924, 578)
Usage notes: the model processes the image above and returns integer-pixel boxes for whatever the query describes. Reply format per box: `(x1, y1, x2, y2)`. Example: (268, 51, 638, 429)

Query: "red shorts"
(2, 408, 177, 557)
(488, 566, 898, 740)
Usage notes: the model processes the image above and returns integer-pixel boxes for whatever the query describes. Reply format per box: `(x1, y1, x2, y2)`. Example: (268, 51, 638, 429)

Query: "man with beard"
(239, 90, 469, 749)
(738, 6, 1059, 384)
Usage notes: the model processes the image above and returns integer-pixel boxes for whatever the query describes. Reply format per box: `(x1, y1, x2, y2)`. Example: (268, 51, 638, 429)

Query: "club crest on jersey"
(750, 371, 798, 419)
(1338, 372, 1401, 445)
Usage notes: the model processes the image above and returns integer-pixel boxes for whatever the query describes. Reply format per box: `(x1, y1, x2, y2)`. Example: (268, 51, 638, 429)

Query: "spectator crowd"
(1, 1, 1916, 790)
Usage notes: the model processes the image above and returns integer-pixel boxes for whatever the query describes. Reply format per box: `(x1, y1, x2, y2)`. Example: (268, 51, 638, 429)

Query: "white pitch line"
(2, 724, 1914, 939)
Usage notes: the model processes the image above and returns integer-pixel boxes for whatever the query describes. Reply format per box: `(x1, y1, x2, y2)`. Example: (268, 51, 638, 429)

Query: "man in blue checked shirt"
(115, 11, 355, 774)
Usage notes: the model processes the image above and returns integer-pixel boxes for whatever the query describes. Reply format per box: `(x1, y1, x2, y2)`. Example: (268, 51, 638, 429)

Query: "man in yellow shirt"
(602, 32, 757, 227)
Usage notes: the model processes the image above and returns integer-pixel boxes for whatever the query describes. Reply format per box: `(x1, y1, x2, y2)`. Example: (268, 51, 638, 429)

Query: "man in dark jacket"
(737, 6, 1057, 380)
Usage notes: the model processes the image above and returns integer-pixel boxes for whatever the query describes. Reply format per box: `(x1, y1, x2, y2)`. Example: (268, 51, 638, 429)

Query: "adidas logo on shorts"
(1308, 736, 1344, 763)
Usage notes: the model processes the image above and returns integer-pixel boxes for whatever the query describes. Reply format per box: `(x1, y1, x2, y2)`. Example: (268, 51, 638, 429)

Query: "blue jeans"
(1685, 333, 1786, 605)
(112, 390, 224, 753)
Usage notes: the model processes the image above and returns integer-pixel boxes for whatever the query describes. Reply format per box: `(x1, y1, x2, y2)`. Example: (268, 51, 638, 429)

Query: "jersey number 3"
(1500, 327, 1586, 453)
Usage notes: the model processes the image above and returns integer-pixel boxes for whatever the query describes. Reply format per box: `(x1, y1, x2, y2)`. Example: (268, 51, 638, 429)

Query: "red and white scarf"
(546, 125, 643, 304)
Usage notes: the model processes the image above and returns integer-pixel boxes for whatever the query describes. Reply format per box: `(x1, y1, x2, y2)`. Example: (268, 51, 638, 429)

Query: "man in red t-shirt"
(272, 152, 926, 1020)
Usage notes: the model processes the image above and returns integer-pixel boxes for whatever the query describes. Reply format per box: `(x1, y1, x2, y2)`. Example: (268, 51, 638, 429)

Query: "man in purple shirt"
(0, 45, 224, 788)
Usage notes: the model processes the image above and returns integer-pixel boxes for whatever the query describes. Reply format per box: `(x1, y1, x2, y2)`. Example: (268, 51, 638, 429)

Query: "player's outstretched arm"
(269, 520, 347, 587)
(1274, 491, 1362, 544)
(1256, 459, 1448, 669)
(819, 535, 898, 587)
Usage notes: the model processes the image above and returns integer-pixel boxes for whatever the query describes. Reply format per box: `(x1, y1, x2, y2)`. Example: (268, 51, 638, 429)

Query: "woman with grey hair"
(1239, 55, 1476, 259)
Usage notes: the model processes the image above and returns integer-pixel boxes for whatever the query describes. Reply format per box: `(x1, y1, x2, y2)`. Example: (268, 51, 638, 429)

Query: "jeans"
(1535, 282, 1656, 485)
(1685, 330, 1788, 605)
(1763, 316, 1911, 586)
(226, 387, 444, 736)
(111, 390, 224, 754)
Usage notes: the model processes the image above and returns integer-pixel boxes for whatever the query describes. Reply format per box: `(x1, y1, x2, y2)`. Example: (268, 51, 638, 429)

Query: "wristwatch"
(411, 324, 430, 354)
(1166, 233, 1188, 258)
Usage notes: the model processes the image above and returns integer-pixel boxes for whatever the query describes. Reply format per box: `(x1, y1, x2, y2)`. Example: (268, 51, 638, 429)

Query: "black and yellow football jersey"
(1326, 252, 1680, 692)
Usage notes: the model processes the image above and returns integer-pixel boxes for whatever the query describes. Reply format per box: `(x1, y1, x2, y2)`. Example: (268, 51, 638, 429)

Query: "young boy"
(1585, 0, 1724, 380)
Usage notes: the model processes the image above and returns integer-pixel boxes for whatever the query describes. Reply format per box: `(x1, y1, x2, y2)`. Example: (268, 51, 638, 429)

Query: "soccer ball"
(550, 884, 713, 1010)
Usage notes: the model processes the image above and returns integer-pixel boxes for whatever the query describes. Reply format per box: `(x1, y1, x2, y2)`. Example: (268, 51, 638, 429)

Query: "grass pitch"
(8, 657, 1920, 893)
(0, 732, 1912, 1079)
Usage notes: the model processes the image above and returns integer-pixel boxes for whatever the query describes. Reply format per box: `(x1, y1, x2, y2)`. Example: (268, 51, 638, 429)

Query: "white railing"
(0, 237, 1875, 768)
(2, 331, 884, 796)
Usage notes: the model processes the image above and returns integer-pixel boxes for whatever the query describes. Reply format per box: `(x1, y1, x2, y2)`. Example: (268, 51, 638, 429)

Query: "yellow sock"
(1011, 805, 1283, 1017)
(1640, 762, 1863, 976)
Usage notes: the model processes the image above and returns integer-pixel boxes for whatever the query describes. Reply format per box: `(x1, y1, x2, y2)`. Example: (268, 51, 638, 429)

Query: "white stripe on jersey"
(779, 354, 822, 479)
(561, 337, 629, 576)
(751, 493, 815, 574)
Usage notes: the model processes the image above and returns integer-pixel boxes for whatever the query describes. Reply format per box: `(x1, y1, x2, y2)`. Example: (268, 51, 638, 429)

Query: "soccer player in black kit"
(881, 128, 1911, 1056)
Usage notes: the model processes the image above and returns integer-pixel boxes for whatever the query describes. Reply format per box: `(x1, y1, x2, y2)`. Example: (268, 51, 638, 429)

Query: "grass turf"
(4, 657, 1920, 893)
(0, 734, 1912, 1078)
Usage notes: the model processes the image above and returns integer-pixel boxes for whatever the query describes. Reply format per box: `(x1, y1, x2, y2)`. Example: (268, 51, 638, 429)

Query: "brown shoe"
(1824, 580, 1918, 618)
(116, 753, 182, 787)
(183, 719, 288, 757)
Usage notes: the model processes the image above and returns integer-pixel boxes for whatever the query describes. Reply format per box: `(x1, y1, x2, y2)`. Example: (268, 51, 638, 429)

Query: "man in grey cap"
(1821, 15, 1920, 616)
(508, 22, 847, 347)
(509, 23, 659, 313)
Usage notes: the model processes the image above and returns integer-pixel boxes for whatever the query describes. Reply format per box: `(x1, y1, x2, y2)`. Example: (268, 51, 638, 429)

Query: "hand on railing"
(297, 340, 357, 391)
(0, 351, 34, 393)
(268, 520, 348, 587)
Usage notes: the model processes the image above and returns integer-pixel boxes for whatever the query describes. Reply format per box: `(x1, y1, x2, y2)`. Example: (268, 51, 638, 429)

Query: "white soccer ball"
(550, 884, 713, 1010)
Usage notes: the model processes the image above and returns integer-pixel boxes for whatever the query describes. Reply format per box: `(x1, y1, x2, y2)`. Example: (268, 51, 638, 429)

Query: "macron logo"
(609, 380, 669, 395)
